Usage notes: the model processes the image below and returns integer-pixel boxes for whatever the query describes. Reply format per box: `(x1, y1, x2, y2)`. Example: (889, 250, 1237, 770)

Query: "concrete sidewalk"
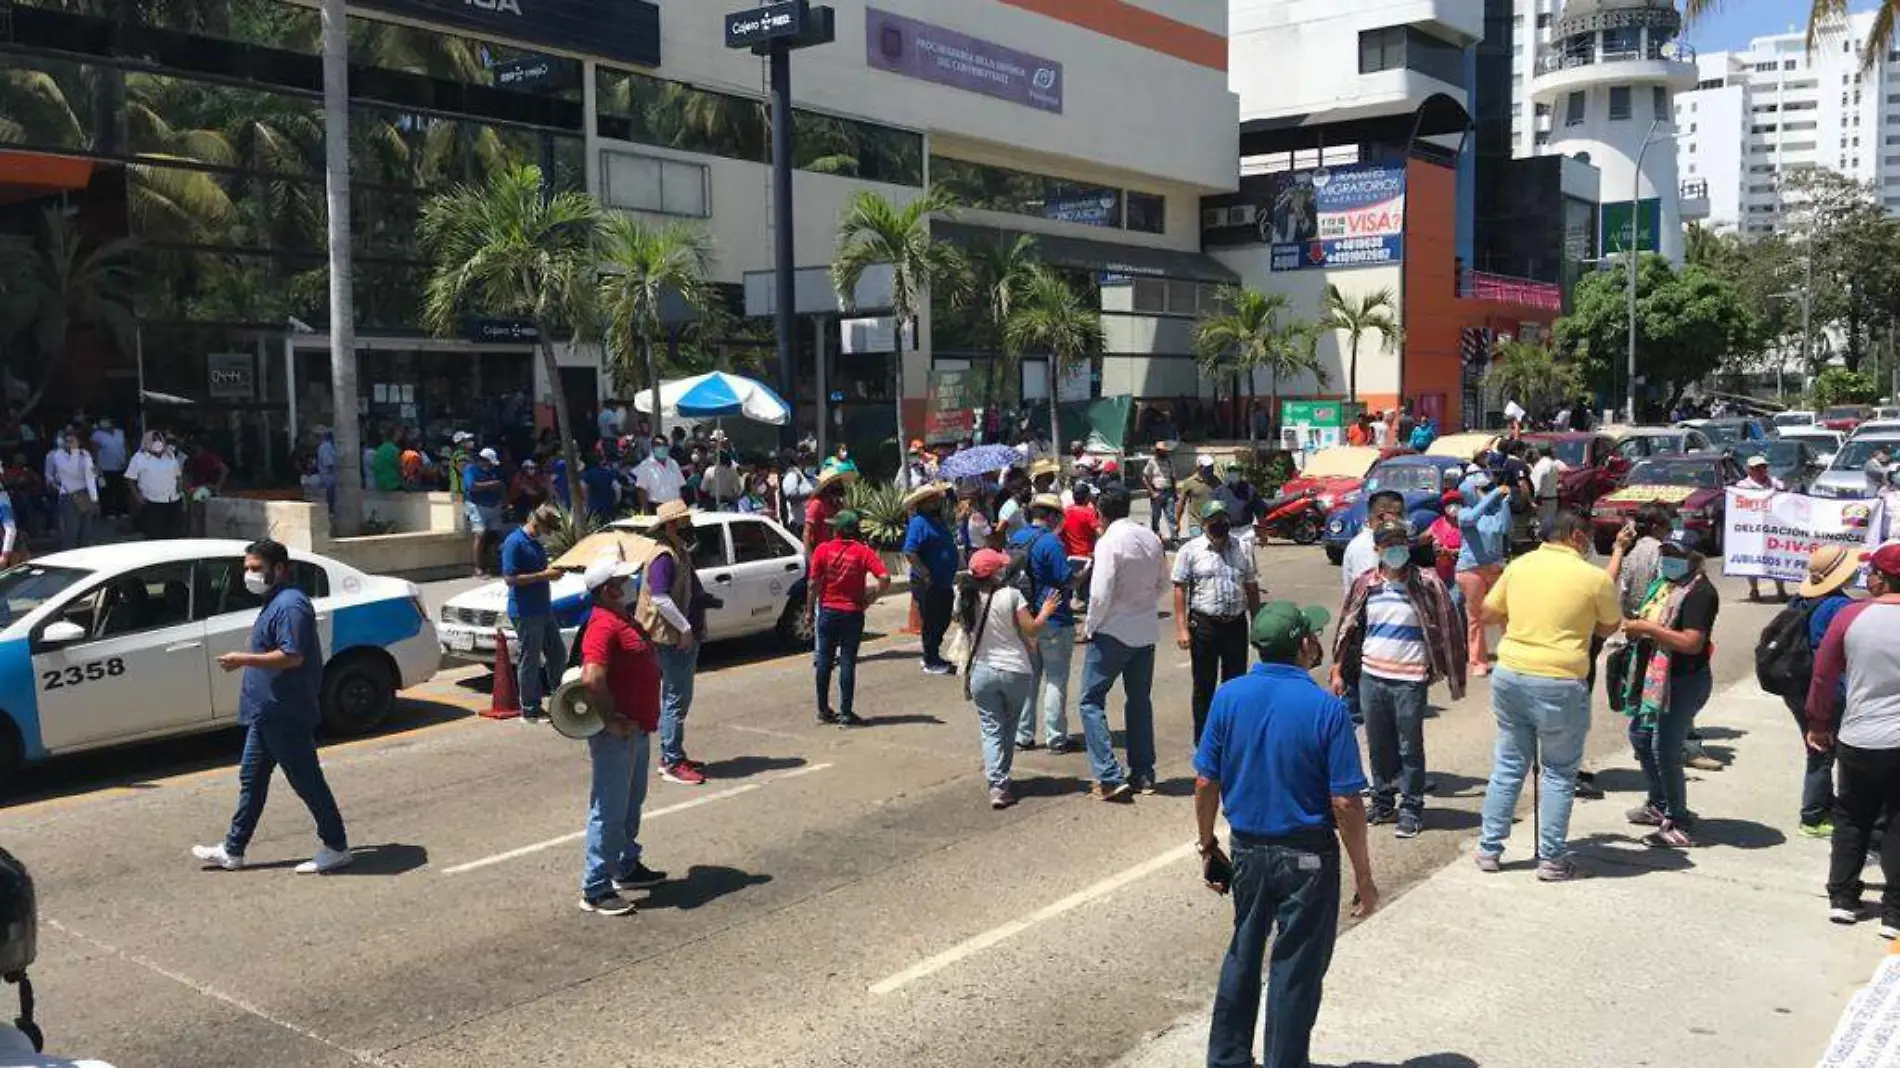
(1117, 679, 1883, 1068)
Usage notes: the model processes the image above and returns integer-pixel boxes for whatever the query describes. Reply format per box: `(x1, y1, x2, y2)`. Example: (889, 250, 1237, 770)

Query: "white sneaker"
(190, 844, 244, 871)
(1881, 924, 1900, 941)
(294, 846, 354, 874)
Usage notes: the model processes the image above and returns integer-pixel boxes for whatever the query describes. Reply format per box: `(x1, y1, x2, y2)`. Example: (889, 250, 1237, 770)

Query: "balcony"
(1535, 40, 1697, 76)
(1680, 178, 1710, 220)
(1459, 270, 1563, 311)
(1531, 39, 1699, 99)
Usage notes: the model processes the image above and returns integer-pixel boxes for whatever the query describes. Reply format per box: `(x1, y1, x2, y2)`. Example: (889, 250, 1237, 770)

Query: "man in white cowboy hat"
(638, 500, 716, 785)
(1736, 454, 1789, 602)
(805, 464, 856, 557)
(902, 481, 960, 674)
(575, 547, 668, 916)
(1143, 441, 1177, 543)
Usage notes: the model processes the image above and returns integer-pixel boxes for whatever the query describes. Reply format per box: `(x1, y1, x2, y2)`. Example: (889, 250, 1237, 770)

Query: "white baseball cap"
(582, 548, 639, 592)
(1746, 455, 1769, 468)
(1196, 453, 1215, 468)
(479, 448, 499, 463)
(453, 430, 474, 443)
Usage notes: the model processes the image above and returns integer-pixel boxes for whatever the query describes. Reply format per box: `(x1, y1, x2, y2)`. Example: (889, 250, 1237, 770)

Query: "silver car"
(1808, 432, 1900, 498)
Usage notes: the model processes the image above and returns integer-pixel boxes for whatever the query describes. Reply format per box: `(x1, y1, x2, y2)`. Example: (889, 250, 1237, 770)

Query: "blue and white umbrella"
(632, 372, 790, 425)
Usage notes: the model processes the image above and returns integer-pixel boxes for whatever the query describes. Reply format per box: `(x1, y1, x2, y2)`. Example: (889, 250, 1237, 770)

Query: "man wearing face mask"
(192, 539, 351, 874)
(1173, 501, 1261, 749)
(805, 467, 854, 556)
(44, 431, 97, 551)
(123, 431, 183, 540)
(632, 436, 684, 512)
(1332, 521, 1466, 840)
(1176, 454, 1221, 540)
(638, 501, 715, 785)
(701, 442, 743, 509)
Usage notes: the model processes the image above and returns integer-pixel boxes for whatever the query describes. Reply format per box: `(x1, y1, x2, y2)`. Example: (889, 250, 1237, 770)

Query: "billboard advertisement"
(865, 6, 1063, 113)
(1265, 164, 1407, 272)
(1600, 198, 1661, 255)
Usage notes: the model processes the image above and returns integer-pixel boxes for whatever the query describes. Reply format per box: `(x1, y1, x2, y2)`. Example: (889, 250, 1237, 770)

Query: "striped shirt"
(1361, 581, 1429, 682)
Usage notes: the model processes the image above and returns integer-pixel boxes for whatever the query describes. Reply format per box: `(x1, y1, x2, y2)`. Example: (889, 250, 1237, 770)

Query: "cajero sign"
(350, 0, 661, 67)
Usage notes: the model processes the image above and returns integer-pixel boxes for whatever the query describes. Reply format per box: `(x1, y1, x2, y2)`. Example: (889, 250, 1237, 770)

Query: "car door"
(687, 520, 738, 641)
(726, 516, 804, 636)
(30, 560, 211, 753)
(200, 556, 335, 720)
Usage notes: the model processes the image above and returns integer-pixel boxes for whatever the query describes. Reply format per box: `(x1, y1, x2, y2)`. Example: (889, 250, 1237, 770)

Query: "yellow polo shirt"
(1484, 543, 1620, 680)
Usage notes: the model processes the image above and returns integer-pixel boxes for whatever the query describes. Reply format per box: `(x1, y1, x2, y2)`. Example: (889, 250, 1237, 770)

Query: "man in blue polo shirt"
(1009, 493, 1076, 750)
(901, 483, 961, 675)
(1194, 601, 1379, 1068)
(463, 447, 506, 576)
(502, 504, 568, 724)
(192, 539, 351, 874)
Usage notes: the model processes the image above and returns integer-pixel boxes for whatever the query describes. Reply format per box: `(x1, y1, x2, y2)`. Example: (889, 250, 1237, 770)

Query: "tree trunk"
(540, 332, 585, 511)
(1246, 367, 1258, 452)
(321, 0, 364, 536)
(892, 314, 910, 461)
(644, 332, 663, 438)
(1047, 354, 1061, 454)
(1270, 366, 1281, 442)
(1348, 334, 1360, 404)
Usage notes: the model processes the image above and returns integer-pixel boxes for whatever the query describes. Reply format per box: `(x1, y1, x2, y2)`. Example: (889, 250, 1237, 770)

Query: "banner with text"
(925, 368, 978, 444)
(1722, 489, 1888, 583)
(1267, 163, 1406, 272)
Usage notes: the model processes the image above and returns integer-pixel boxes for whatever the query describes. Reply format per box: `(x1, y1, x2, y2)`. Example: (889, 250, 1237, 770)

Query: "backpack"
(1755, 597, 1821, 699)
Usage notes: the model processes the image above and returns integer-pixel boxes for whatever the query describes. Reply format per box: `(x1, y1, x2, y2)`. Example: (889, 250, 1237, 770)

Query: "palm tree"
(1195, 287, 1323, 444)
(832, 187, 963, 454)
(1685, 0, 1895, 70)
(596, 214, 715, 435)
(966, 234, 1039, 421)
(419, 163, 601, 509)
(0, 209, 138, 418)
(320, 0, 364, 531)
(1006, 266, 1103, 449)
(1487, 339, 1582, 421)
(1320, 284, 1401, 405)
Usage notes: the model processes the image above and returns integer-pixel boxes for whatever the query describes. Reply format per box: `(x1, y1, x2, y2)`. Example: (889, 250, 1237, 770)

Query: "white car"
(1773, 410, 1816, 429)
(437, 510, 813, 666)
(0, 539, 440, 777)
(1809, 432, 1900, 498)
(1777, 427, 1846, 466)
(1847, 419, 1900, 440)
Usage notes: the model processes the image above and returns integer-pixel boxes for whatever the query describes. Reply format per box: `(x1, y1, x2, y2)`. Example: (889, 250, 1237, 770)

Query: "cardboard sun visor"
(553, 528, 661, 571)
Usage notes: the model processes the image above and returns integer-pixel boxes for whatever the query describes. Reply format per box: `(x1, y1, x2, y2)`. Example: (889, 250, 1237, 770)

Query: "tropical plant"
(1194, 287, 1324, 443)
(1554, 255, 1756, 416)
(1007, 266, 1104, 449)
(1686, 0, 1896, 70)
(966, 234, 1039, 416)
(419, 163, 601, 509)
(832, 187, 964, 456)
(1486, 340, 1584, 421)
(1812, 367, 1880, 407)
(845, 481, 909, 550)
(596, 214, 715, 434)
(538, 506, 611, 560)
(0, 209, 138, 418)
(1320, 284, 1401, 404)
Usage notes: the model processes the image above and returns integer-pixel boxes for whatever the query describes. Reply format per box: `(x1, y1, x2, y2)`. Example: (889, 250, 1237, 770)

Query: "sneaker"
(1474, 852, 1502, 874)
(1881, 923, 1900, 941)
(519, 711, 545, 725)
(1801, 820, 1836, 839)
(190, 844, 244, 871)
(922, 661, 957, 676)
(816, 708, 837, 724)
(1626, 803, 1665, 827)
(1537, 857, 1591, 882)
(1095, 781, 1135, 804)
(1574, 774, 1605, 801)
(1015, 739, 1039, 752)
(1366, 804, 1398, 826)
(578, 892, 638, 916)
(1046, 736, 1079, 754)
(1647, 822, 1695, 848)
(836, 712, 867, 729)
(989, 786, 1016, 810)
(1685, 753, 1725, 772)
(1831, 904, 1864, 925)
(613, 863, 668, 890)
(661, 762, 706, 785)
(294, 846, 354, 874)
(1394, 812, 1422, 839)
(1132, 775, 1159, 796)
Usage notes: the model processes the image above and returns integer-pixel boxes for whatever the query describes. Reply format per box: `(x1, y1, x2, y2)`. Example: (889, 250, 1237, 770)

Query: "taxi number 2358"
(41, 658, 127, 691)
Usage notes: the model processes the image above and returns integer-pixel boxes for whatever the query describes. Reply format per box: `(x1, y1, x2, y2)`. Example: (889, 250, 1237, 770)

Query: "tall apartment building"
(1677, 12, 1900, 235)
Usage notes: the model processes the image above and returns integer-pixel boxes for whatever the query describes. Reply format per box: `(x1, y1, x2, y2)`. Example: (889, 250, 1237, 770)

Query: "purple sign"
(865, 7, 1063, 114)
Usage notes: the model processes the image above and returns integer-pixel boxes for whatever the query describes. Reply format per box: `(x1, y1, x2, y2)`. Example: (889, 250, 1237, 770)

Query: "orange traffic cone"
(901, 593, 921, 636)
(483, 626, 522, 720)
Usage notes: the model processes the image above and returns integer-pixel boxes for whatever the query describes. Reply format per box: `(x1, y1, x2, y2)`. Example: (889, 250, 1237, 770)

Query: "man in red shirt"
(809, 509, 890, 727)
(803, 467, 854, 556)
(1061, 481, 1105, 613)
(577, 550, 667, 916)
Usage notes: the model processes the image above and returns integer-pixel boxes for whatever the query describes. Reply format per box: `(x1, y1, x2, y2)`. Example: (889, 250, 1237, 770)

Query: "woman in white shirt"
(958, 548, 1058, 809)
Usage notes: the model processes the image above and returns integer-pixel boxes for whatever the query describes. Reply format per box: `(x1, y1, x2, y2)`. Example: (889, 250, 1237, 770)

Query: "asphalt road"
(0, 539, 1782, 1068)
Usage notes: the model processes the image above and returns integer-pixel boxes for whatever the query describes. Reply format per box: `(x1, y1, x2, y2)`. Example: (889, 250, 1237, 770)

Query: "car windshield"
(1539, 439, 1590, 466)
(1697, 424, 1741, 446)
(1773, 413, 1812, 427)
(1629, 460, 1721, 488)
(0, 564, 89, 628)
(1366, 465, 1448, 494)
(1833, 439, 1900, 469)
(1782, 430, 1838, 448)
(1823, 406, 1871, 421)
(1763, 442, 1808, 468)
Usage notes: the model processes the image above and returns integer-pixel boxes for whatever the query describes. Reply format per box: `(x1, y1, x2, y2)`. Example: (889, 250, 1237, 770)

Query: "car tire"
(321, 653, 396, 736)
(776, 593, 815, 649)
(1325, 545, 1344, 565)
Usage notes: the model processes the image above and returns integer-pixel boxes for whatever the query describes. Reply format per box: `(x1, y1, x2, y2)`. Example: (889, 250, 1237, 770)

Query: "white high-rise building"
(1676, 12, 1900, 235)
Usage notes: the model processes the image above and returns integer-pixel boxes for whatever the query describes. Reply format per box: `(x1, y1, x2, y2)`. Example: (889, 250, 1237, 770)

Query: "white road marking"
(868, 839, 1198, 995)
(727, 723, 810, 743)
(46, 918, 397, 1066)
(441, 763, 832, 875)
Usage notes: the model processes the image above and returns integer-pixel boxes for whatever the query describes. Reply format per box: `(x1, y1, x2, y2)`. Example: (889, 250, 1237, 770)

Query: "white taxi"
(437, 510, 813, 665)
(0, 539, 440, 778)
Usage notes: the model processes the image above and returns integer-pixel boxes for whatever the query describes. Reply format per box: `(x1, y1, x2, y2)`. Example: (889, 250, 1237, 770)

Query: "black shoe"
(613, 863, 668, 890)
(1394, 811, 1423, 839)
(836, 712, 867, 729)
(1366, 805, 1398, 826)
(1015, 739, 1040, 751)
(1046, 736, 1079, 754)
(816, 708, 837, 724)
(1574, 776, 1605, 801)
(579, 892, 637, 916)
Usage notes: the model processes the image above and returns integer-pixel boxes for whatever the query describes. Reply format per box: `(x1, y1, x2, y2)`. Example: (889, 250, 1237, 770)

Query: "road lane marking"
(46, 918, 397, 1066)
(867, 839, 1198, 995)
(441, 763, 833, 875)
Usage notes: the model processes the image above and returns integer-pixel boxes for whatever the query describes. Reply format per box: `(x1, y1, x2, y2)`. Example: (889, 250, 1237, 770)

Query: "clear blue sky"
(1678, 1, 1874, 52)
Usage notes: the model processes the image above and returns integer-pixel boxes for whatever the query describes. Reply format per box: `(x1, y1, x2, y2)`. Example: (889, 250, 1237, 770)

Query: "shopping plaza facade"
(0, 0, 1242, 480)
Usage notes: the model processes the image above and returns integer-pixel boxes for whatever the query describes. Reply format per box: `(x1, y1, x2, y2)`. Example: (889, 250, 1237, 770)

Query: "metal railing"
(1535, 39, 1696, 76)
(1459, 271, 1564, 311)
(1681, 178, 1709, 200)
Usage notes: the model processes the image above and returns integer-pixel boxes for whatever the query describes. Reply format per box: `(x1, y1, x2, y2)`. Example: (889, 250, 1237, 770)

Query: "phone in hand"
(1202, 848, 1233, 894)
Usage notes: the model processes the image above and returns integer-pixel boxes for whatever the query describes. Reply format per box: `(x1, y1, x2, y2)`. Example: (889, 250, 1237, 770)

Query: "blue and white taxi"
(0, 539, 440, 778)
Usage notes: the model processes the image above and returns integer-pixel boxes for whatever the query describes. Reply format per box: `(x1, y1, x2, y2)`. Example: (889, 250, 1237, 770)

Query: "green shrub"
(846, 481, 910, 550)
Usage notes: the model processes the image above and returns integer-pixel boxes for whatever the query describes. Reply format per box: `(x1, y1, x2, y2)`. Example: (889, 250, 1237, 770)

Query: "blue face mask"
(653, 446, 669, 460)
(1659, 556, 1691, 581)
(1380, 546, 1411, 570)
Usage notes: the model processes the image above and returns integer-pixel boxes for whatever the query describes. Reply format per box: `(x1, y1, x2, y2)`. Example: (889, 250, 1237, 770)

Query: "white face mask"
(242, 570, 270, 596)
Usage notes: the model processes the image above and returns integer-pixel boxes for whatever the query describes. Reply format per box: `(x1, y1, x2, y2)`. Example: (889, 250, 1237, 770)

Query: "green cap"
(828, 509, 861, 529)
(1249, 601, 1331, 659)
(1200, 499, 1229, 520)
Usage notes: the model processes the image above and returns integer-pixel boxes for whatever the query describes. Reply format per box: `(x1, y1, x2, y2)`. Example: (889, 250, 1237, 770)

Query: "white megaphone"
(547, 666, 611, 740)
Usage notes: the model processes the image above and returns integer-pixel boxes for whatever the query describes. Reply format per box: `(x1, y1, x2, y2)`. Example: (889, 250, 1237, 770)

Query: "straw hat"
(1029, 457, 1062, 479)
(816, 466, 857, 492)
(653, 499, 693, 528)
(902, 482, 947, 511)
(1029, 493, 1064, 513)
(1799, 543, 1861, 598)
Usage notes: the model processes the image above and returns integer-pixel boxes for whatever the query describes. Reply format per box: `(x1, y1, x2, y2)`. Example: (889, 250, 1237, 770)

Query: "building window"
(1604, 26, 1640, 56)
(1565, 91, 1586, 126)
(1785, 59, 1799, 70)
(1754, 61, 1779, 73)
(601, 151, 709, 217)
(1785, 100, 1818, 111)
(1752, 124, 1778, 134)
(1125, 192, 1167, 235)
(1609, 86, 1632, 121)
(1537, 12, 1552, 27)
(932, 154, 1135, 230)
(1653, 86, 1668, 119)
(1359, 27, 1406, 74)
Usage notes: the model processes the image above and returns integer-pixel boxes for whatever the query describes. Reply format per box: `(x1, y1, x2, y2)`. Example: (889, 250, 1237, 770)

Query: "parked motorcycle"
(1254, 488, 1325, 545)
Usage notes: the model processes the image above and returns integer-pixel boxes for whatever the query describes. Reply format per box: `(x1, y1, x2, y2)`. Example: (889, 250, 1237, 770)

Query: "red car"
(1279, 445, 1410, 512)
(1520, 431, 1632, 512)
(1820, 404, 1875, 433)
(1589, 453, 1744, 556)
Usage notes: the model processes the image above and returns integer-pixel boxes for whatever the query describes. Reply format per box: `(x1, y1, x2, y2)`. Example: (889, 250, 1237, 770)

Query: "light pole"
(1624, 118, 1678, 422)
(1769, 289, 1812, 401)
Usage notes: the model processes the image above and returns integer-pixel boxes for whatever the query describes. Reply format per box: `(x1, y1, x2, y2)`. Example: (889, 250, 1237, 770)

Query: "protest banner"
(924, 368, 976, 444)
(1722, 488, 1887, 583)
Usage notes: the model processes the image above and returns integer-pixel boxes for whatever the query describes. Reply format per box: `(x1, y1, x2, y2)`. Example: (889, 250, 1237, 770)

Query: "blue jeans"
(224, 718, 348, 856)
(1479, 666, 1592, 862)
(1015, 621, 1074, 747)
(971, 663, 1034, 789)
(1150, 487, 1175, 539)
(814, 607, 866, 717)
(1788, 697, 1837, 826)
(1360, 674, 1429, 816)
(57, 493, 91, 550)
(1078, 634, 1156, 786)
(657, 643, 699, 767)
(582, 729, 652, 899)
(1207, 832, 1341, 1068)
(512, 613, 568, 716)
(1629, 666, 1712, 823)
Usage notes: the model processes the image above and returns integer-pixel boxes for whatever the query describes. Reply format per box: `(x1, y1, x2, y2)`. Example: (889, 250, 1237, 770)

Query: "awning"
(931, 220, 1239, 285)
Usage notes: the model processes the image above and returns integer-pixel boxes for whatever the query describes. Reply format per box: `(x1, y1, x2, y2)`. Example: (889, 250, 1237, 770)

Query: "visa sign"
(1266, 163, 1406, 272)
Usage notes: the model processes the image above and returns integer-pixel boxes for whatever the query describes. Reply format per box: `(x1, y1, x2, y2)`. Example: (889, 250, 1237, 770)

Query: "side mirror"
(40, 620, 86, 646)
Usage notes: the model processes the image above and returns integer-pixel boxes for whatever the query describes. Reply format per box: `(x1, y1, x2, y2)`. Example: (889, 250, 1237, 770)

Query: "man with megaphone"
(574, 548, 669, 916)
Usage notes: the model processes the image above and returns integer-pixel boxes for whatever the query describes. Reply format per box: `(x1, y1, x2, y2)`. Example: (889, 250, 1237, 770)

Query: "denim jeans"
(917, 585, 955, 667)
(971, 663, 1034, 789)
(1788, 697, 1837, 826)
(57, 493, 91, 551)
(1628, 666, 1711, 823)
(224, 718, 348, 856)
(1207, 832, 1341, 1068)
(1078, 634, 1156, 786)
(657, 643, 698, 767)
(582, 729, 652, 899)
(1015, 621, 1074, 747)
(1189, 614, 1250, 745)
(814, 607, 866, 717)
(1828, 743, 1900, 918)
(1360, 674, 1429, 816)
(1150, 487, 1175, 540)
(512, 613, 568, 716)
(1479, 666, 1591, 862)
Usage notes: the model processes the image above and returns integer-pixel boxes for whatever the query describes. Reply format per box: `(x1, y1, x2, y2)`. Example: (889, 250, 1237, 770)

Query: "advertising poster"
(925, 368, 977, 443)
(865, 6, 1063, 113)
(1266, 164, 1406, 272)
(1600, 198, 1662, 255)
(1723, 489, 1888, 583)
